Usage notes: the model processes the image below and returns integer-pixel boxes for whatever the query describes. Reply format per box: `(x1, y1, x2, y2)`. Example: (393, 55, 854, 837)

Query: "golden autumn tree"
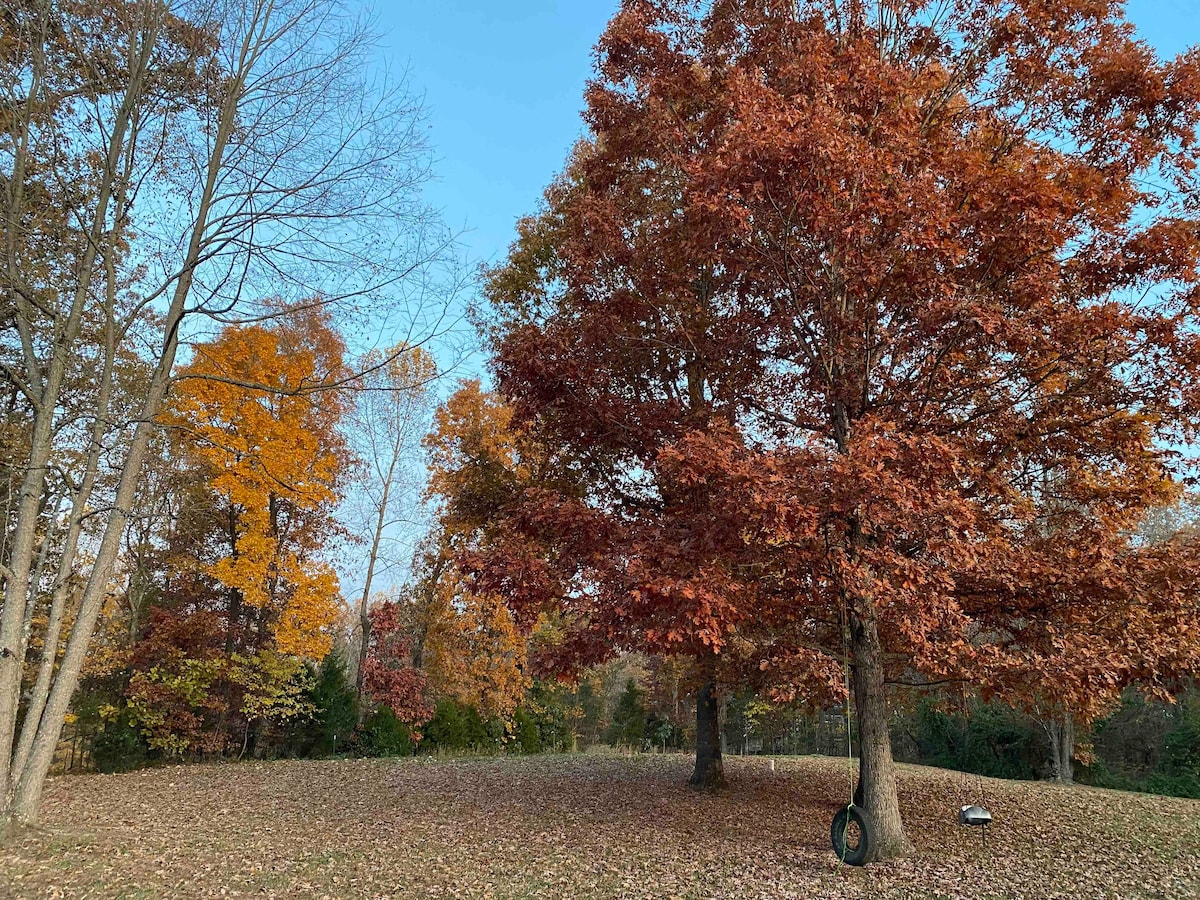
(412, 549, 529, 722)
(116, 304, 354, 754)
(165, 304, 353, 661)
(407, 380, 564, 722)
(425, 379, 536, 528)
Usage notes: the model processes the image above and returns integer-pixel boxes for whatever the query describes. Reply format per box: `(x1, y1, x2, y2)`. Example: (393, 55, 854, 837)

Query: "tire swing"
(831, 802, 876, 866)
(829, 603, 876, 866)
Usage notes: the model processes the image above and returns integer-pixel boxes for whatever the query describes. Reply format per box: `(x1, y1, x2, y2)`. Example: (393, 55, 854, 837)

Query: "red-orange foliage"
(481, 0, 1200, 856)
(362, 601, 434, 732)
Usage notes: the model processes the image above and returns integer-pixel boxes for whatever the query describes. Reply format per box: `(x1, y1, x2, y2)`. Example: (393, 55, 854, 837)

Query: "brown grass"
(1, 752, 1197, 898)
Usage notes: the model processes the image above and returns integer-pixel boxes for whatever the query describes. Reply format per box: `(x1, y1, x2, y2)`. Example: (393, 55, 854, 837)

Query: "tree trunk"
(355, 492, 388, 697)
(849, 608, 912, 859)
(8, 124, 131, 794)
(0, 8, 157, 811)
(689, 653, 725, 789)
(8, 331, 181, 825)
(4, 31, 230, 818)
(1047, 714, 1074, 785)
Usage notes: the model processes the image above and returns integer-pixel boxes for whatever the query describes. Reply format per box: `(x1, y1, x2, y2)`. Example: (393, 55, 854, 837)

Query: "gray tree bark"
(0, 1, 162, 813)
(1046, 714, 1075, 785)
(849, 606, 912, 859)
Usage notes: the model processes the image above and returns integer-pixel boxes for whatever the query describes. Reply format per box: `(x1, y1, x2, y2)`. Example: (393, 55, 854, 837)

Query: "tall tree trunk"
(689, 652, 724, 789)
(4, 13, 240, 821)
(353, 409, 409, 704)
(13, 118, 131, 785)
(355, 484, 390, 696)
(225, 588, 243, 656)
(849, 607, 911, 859)
(7, 237, 197, 819)
(0, 4, 54, 799)
(5, 207, 125, 799)
(0, 8, 157, 808)
(1046, 714, 1074, 785)
(9, 345, 178, 824)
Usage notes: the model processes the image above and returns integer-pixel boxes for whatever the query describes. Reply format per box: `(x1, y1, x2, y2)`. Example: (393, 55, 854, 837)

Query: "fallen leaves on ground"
(0, 753, 1196, 899)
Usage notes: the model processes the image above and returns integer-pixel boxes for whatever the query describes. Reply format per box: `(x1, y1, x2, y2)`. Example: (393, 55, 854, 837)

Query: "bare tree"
(344, 344, 437, 695)
(0, 0, 456, 831)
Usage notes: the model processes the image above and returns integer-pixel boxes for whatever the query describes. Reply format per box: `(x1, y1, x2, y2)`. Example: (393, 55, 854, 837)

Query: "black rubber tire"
(830, 804, 876, 866)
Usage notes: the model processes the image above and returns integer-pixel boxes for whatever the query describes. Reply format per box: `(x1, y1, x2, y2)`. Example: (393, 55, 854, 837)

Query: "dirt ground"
(1, 752, 1196, 899)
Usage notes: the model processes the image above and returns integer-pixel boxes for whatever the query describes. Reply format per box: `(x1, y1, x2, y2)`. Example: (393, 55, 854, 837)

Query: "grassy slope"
(0, 753, 1197, 899)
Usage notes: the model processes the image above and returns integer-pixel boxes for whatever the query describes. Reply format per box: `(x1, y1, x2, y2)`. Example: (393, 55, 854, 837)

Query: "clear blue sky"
(373, 1, 1200, 278)
(372, 2, 619, 273)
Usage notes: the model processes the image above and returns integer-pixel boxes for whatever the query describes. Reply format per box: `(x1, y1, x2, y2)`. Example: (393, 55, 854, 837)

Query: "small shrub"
(524, 679, 576, 752)
(423, 699, 494, 753)
(355, 706, 414, 758)
(1081, 688, 1200, 799)
(1162, 695, 1200, 777)
(644, 713, 681, 751)
(91, 719, 150, 773)
(606, 679, 646, 747)
(1146, 772, 1200, 799)
(284, 653, 359, 757)
(278, 652, 357, 758)
(423, 698, 467, 750)
(311, 654, 360, 755)
(511, 707, 541, 754)
(907, 696, 1045, 780)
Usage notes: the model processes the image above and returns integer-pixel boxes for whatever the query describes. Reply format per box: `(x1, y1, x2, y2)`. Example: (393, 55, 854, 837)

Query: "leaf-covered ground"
(1, 752, 1197, 899)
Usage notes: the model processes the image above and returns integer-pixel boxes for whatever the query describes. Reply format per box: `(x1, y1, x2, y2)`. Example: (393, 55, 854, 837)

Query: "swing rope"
(837, 596, 854, 866)
(956, 687, 993, 845)
(828, 589, 878, 867)
(958, 688, 971, 805)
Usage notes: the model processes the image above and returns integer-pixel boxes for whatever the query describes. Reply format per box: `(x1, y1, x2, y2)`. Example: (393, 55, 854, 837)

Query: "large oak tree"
(480, 0, 1200, 858)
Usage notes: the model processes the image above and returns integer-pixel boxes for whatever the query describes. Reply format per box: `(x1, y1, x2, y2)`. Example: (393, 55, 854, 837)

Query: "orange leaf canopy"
(477, 0, 1200, 715)
(166, 305, 352, 660)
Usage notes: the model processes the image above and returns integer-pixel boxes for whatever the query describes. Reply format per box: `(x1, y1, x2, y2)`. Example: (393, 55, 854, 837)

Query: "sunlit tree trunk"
(0, 1, 160, 816)
(11, 158, 130, 785)
(356, 494, 389, 694)
(10, 342, 180, 821)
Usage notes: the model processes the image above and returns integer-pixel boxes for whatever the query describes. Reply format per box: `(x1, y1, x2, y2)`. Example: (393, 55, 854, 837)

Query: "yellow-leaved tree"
(165, 304, 353, 660)
(418, 562, 529, 722)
